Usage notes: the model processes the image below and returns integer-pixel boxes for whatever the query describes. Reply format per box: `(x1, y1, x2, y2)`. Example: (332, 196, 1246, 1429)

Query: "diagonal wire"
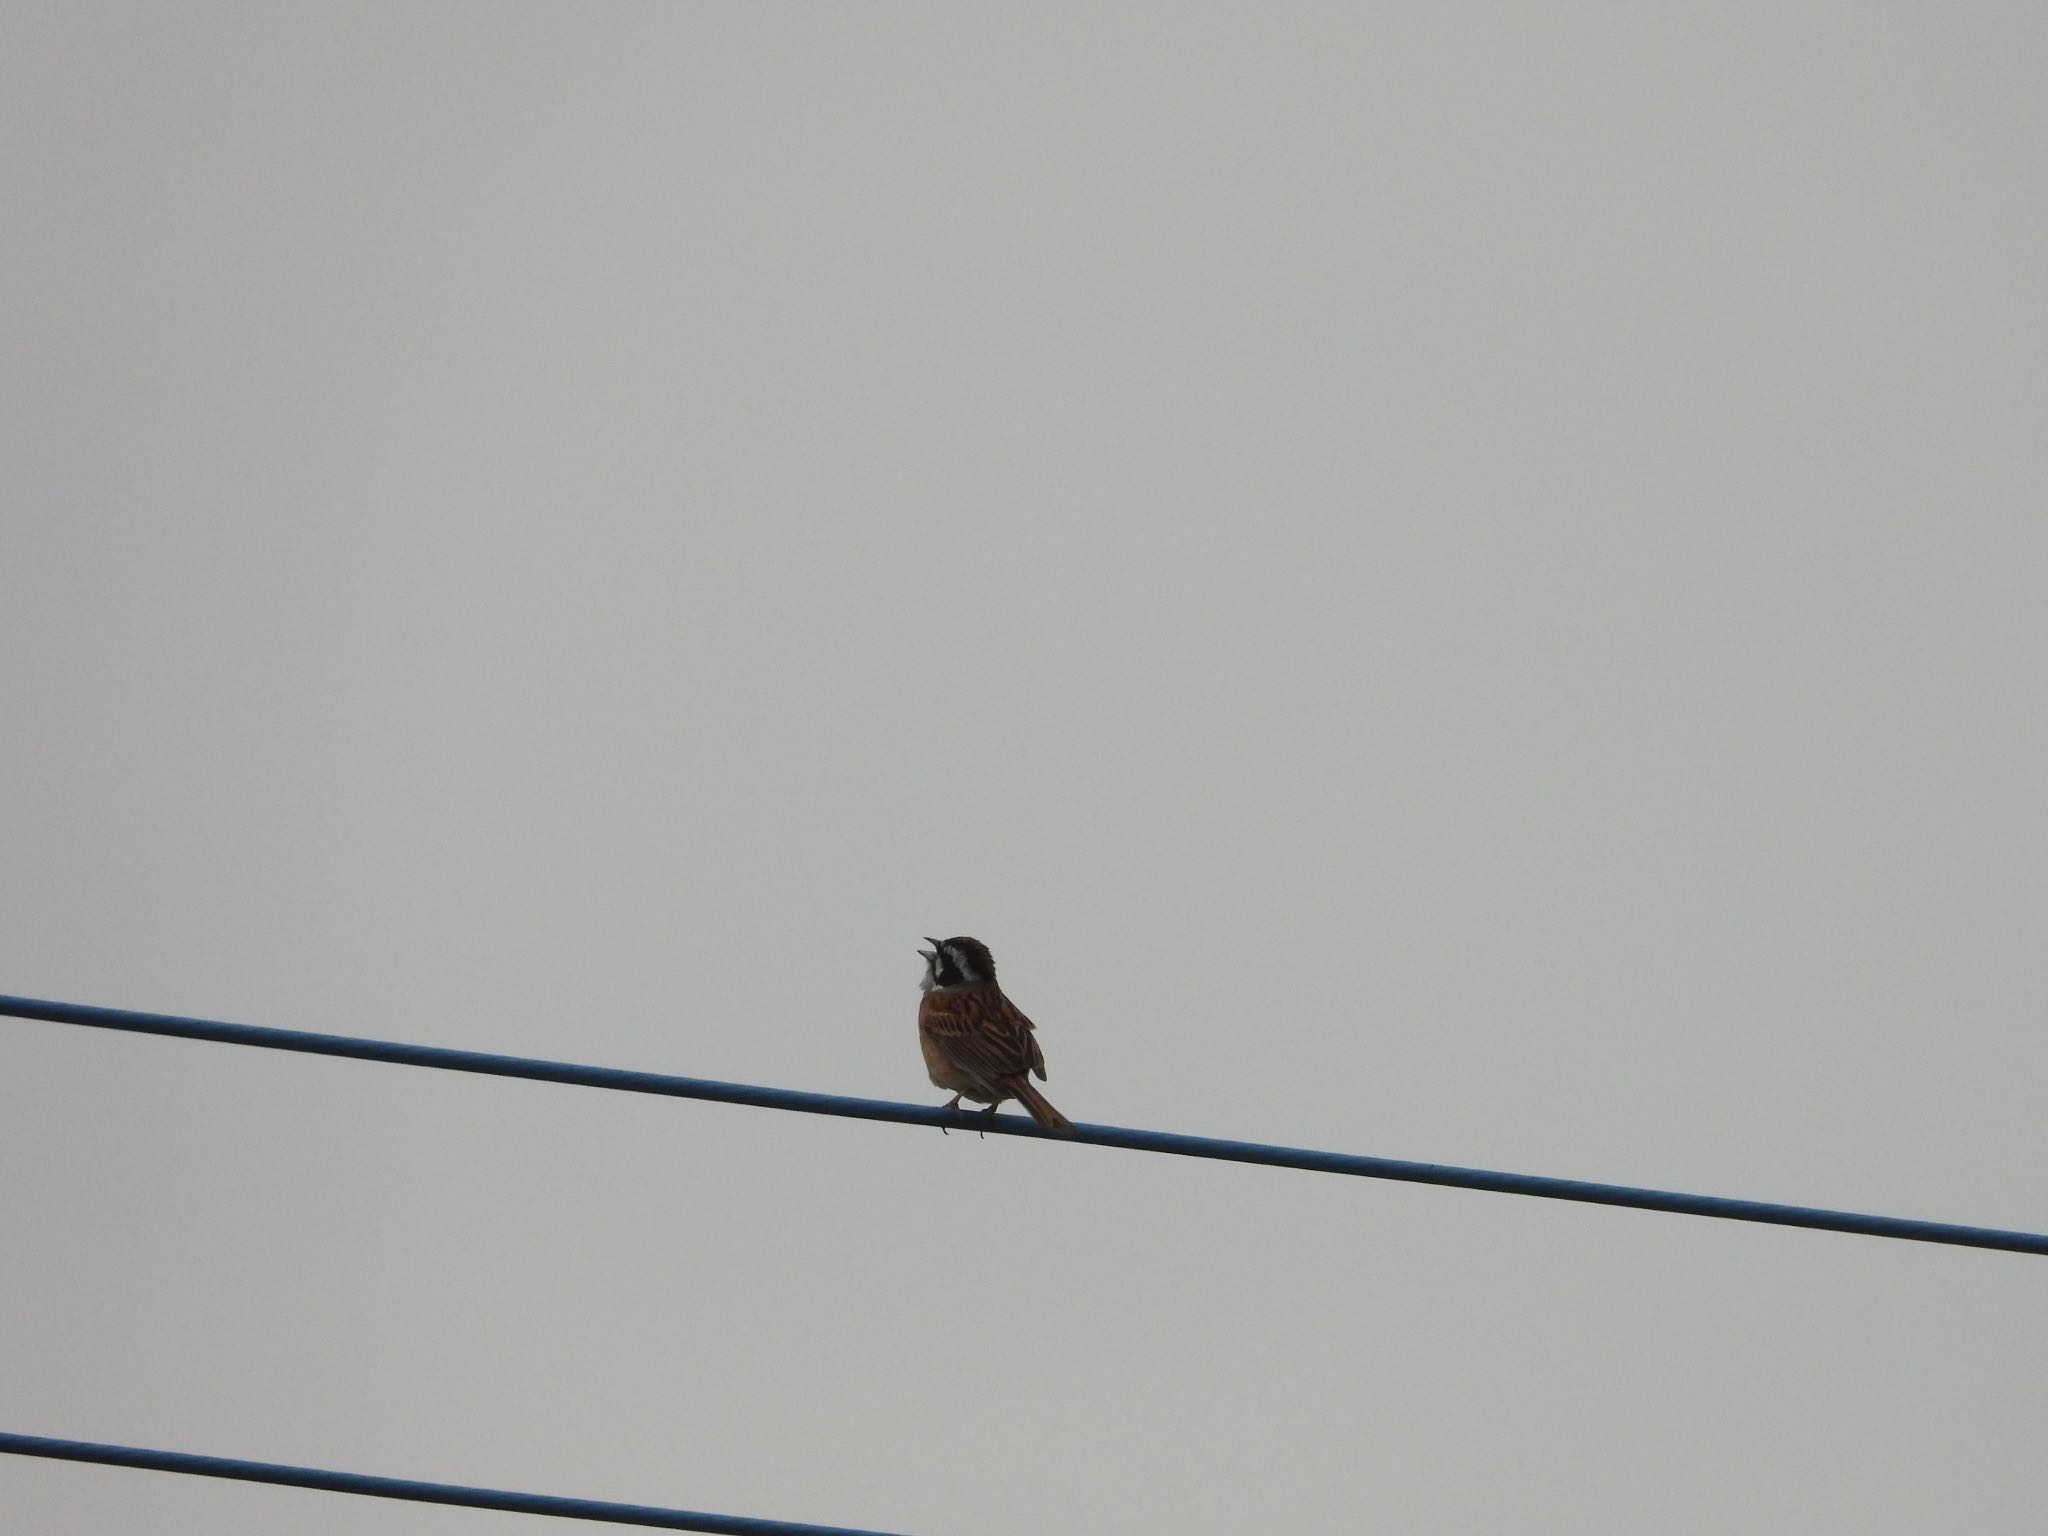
(0, 1431, 917, 1534)
(4, 992, 2044, 1256)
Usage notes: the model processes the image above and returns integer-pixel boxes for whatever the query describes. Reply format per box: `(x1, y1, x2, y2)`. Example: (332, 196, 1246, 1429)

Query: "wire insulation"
(0, 1432, 916, 1534)
(5, 992, 2042, 1255)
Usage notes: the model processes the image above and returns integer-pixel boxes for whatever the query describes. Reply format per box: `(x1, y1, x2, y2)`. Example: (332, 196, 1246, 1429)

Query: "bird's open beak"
(918, 939, 937, 962)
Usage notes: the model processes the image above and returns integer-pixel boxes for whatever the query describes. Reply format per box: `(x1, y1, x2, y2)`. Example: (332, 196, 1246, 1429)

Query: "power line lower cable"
(0, 1431, 913, 1534)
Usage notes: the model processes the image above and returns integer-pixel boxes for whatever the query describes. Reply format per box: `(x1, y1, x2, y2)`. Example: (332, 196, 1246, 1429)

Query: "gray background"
(5, 6, 2046, 1532)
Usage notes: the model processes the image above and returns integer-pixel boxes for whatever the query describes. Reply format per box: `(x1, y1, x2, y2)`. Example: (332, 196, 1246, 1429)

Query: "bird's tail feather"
(1013, 1079, 1075, 1135)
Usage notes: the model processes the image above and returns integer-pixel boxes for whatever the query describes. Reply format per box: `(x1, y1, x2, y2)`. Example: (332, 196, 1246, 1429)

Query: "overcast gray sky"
(5, 5, 2046, 1533)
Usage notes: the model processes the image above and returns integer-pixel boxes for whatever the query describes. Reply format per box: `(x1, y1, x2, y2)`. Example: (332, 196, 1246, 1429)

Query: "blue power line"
(5, 992, 2044, 1256)
(0, 1431, 917, 1533)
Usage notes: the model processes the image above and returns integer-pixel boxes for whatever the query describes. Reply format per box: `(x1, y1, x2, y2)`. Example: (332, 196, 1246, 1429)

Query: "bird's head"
(918, 935, 997, 991)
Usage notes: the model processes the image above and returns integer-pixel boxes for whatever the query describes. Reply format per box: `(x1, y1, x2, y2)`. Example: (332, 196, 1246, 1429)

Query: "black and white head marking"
(919, 935, 995, 991)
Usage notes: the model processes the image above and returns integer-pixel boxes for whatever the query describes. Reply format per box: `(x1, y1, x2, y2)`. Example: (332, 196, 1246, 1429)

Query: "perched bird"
(917, 936, 1075, 1135)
